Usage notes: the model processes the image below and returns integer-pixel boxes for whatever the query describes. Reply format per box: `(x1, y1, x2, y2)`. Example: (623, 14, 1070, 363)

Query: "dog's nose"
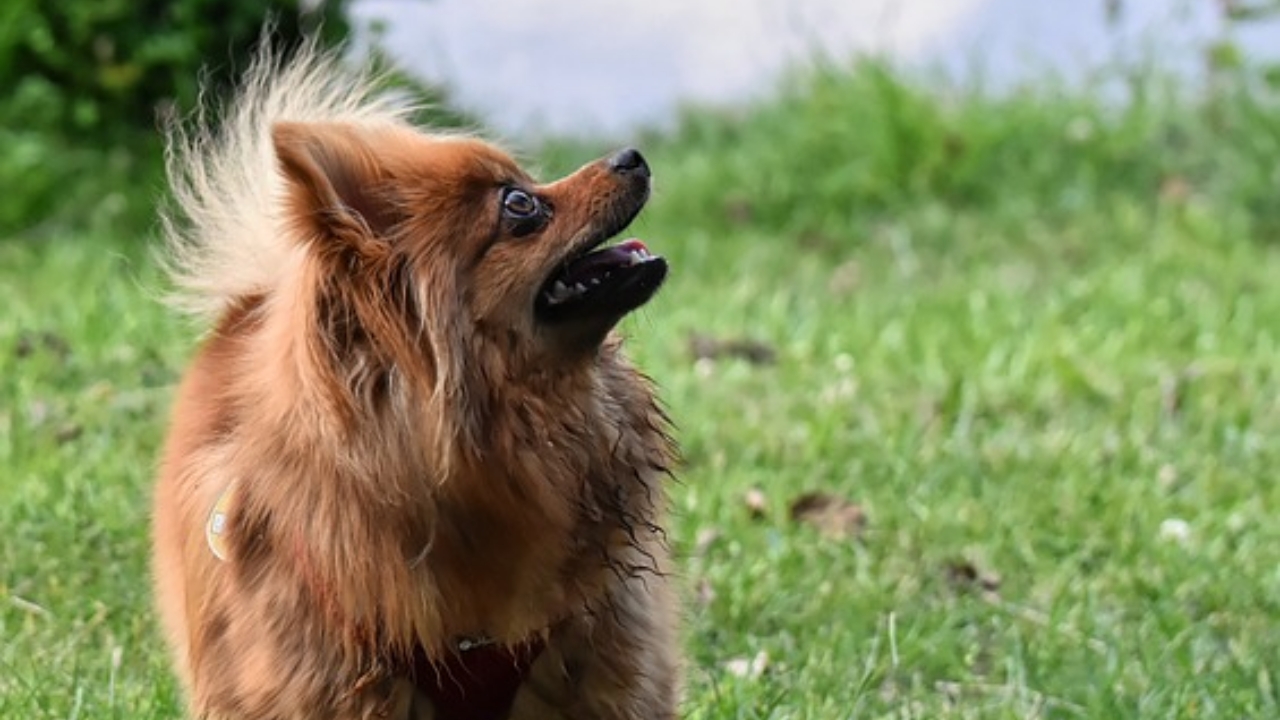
(607, 148, 650, 179)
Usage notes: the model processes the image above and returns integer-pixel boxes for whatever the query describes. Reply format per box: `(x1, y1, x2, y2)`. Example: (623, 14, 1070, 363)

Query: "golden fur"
(152, 43, 680, 719)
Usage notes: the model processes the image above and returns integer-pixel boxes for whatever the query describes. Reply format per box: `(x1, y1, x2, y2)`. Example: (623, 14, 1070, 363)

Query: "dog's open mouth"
(535, 238, 668, 324)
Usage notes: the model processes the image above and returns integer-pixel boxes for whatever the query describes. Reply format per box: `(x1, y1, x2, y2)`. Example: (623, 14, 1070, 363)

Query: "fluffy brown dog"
(151, 43, 680, 720)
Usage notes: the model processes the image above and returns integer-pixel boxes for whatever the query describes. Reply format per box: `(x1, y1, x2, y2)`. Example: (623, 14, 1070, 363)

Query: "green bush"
(0, 0, 350, 136)
(0, 1, 352, 238)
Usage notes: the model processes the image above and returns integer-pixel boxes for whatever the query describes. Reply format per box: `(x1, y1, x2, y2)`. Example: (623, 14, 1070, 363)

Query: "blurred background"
(356, 0, 1280, 136)
(3, 0, 1280, 235)
(5, 2, 1280, 718)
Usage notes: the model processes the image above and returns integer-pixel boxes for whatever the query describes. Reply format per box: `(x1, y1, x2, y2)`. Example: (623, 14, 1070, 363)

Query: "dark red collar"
(412, 637, 546, 720)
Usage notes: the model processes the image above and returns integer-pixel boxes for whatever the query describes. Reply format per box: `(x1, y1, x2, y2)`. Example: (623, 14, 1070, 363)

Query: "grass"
(4, 57, 1280, 718)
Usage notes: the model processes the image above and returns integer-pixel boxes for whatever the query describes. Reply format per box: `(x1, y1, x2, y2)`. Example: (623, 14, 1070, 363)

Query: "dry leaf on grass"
(828, 259, 861, 297)
(724, 650, 770, 679)
(943, 559, 1001, 595)
(722, 197, 754, 226)
(743, 488, 769, 520)
(1158, 518, 1192, 544)
(693, 527, 722, 557)
(54, 423, 82, 444)
(694, 577, 716, 608)
(788, 491, 867, 540)
(687, 333, 777, 365)
(1158, 174, 1192, 205)
(14, 331, 71, 361)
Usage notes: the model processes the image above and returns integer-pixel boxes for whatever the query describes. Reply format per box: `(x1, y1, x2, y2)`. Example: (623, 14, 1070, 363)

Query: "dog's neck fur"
(218, 286, 673, 668)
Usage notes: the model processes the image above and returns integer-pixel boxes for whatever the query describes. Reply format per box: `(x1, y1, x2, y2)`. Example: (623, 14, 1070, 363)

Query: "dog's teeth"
(589, 278, 600, 286)
(544, 280, 575, 305)
(573, 283, 587, 294)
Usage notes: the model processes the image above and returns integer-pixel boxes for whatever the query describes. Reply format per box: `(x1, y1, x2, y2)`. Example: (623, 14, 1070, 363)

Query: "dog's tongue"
(560, 239, 654, 282)
(616, 239, 649, 254)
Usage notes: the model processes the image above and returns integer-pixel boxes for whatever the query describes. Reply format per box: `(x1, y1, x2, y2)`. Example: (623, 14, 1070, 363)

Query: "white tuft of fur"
(160, 39, 416, 320)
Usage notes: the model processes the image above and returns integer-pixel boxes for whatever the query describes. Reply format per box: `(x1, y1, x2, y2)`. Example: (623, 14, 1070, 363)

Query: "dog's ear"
(273, 121, 397, 251)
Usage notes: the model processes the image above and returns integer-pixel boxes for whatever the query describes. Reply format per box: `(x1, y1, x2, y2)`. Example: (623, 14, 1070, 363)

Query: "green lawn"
(4, 61, 1280, 718)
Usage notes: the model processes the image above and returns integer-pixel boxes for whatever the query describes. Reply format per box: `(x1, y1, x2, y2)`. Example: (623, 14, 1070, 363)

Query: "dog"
(151, 41, 680, 720)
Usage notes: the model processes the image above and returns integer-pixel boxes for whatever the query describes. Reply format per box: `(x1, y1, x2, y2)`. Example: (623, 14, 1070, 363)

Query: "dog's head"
(270, 122, 665, 412)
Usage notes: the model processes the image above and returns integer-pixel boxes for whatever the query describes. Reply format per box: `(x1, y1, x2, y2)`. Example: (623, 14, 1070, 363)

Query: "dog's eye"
(500, 187, 549, 238)
(502, 188, 539, 219)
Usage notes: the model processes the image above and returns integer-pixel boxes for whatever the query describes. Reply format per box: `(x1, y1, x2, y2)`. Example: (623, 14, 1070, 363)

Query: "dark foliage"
(0, 0, 349, 136)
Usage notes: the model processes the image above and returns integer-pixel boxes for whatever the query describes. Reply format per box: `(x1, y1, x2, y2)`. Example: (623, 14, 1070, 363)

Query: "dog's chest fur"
(214, 331, 671, 653)
(421, 348, 670, 635)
